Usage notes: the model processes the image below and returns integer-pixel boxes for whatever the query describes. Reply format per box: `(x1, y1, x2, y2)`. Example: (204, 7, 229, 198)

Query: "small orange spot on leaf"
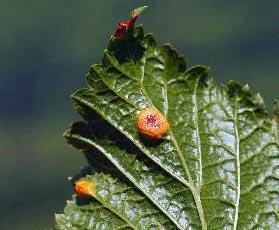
(75, 180, 96, 198)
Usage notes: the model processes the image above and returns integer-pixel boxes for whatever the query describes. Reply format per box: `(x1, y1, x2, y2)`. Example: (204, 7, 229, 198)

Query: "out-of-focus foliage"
(0, 1, 278, 229)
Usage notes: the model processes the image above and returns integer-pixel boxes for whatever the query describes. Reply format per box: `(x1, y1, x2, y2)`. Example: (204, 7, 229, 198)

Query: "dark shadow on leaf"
(107, 29, 145, 63)
(70, 165, 95, 185)
(65, 122, 124, 179)
(65, 107, 173, 186)
(75, 195, 94, 206)
(138, 133, 164, 147)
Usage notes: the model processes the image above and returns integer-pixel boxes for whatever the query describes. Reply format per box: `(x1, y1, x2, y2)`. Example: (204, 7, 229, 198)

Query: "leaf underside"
(56, 9, 279, 230)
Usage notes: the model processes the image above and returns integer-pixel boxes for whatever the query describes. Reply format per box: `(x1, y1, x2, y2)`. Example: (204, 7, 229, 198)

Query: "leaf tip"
(131, 6, 148, 17)
(75, 179, 96, 198)
(242, 84, 250, 92)
(186, 65, 210, 84)
(113, 6, 148, 39)
(62, 129, 69, 138)
(55, 213, 63, 220)
(253, 92, 265, 108)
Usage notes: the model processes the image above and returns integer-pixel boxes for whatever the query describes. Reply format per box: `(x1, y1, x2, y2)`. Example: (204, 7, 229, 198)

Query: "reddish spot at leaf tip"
(114, 15, 138, 39)
(113, 6, 147, 39)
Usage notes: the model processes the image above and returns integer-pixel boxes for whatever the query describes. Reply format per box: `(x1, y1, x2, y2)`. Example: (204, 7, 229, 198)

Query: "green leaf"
(55, 198, 129, 230)
(57, 7, 279, 230)
(56, 174, 175, 230)
(64, 121, 200, 229)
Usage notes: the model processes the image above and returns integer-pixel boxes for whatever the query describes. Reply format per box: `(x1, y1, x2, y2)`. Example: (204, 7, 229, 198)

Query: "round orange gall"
(137, 108, 170, 139)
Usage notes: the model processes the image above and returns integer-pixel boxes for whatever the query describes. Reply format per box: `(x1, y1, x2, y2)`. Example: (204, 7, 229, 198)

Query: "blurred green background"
(0, 0, 278, 229)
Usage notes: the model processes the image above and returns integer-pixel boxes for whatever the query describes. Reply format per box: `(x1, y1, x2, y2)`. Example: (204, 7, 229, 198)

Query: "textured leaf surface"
(57, 7, 279, 230)
(56, 174, 175, 230)
(64, 121, 200, 229)
(56, 198, 128, 230)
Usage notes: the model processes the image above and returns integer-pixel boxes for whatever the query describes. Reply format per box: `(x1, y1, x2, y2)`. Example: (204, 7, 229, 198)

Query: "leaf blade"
(59, 7, 279, 229)
(64, 121, 200, 229)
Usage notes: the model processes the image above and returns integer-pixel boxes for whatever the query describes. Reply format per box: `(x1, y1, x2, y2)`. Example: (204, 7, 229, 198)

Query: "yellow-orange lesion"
(75, 180, 97, 198)
(138, 108, 170, 140)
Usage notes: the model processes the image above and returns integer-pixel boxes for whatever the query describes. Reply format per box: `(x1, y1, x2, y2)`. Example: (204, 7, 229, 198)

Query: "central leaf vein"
(233, 98, 241, 230)
(193, 79, 203, 189)
(138, 54, 208, 229)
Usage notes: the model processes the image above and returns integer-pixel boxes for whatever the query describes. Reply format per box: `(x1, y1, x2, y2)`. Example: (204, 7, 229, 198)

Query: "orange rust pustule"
(138, 108, 170, 139)
(75, 180, 96, 198)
